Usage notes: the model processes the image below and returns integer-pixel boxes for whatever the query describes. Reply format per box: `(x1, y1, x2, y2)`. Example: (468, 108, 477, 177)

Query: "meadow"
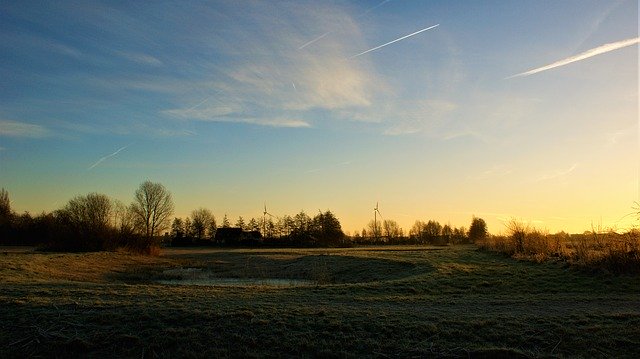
(1, 245, 639, 358)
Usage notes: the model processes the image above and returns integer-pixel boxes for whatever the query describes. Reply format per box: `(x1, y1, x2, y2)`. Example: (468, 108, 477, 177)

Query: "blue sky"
(1, 0, 638, 234)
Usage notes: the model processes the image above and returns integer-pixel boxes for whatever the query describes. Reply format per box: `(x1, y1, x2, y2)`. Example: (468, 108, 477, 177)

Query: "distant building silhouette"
(215, 227, 262, 246)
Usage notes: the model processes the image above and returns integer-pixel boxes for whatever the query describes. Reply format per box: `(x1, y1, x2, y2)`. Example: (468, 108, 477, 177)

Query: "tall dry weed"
(481, 219, 639, 273)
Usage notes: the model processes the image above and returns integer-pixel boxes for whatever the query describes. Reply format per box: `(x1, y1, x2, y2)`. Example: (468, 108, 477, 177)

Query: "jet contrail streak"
(187, 96, 211, 111)
(298, 0, 394, 50)
(362, 0, 393, 16)
(507, 37, 639, 79)
(349, 24, 439, 59)
(298, 31, 331, 50)
(88, 145, 129, 170)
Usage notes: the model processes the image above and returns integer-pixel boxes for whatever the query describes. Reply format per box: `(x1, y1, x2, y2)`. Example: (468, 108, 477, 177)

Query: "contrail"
(187, 96, 211, 111)
(88, 145, 130, 170)
(349, 24, 440, 59)
(362, 0, 393, 16)
(298, 31, 331, 50)
(298, 0, 394, 50)
(507, 37, 639, 79)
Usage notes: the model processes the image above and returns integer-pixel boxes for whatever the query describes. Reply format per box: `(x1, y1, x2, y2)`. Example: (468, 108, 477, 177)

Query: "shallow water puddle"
(158, 268, 315, 287)
(159, 278, 315, 287)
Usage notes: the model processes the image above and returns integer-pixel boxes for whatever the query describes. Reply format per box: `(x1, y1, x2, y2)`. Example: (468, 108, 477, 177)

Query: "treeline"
(1, 182, 488, 252)
(171, 210, 345, 247)
(352, 217, 488, 245)
(0, 182, 173, 254)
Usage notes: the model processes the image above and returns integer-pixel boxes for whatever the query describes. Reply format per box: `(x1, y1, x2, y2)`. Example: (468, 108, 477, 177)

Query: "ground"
(0, 245, 638, 358)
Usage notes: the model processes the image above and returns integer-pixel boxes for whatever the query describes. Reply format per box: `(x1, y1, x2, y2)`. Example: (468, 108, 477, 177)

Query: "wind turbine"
(374, 202, 383, 239)
(262, 203, 275, 237)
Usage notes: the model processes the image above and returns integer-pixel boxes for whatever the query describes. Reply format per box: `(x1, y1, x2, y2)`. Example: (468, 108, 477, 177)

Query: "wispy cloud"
(535, 163, 578, 182)
(161, 2, 379, 128)
(604, 127, 635, 147)
(115, 51, 163, 66)
(350, 24, 440, 59)
(380, 99, 457, 136)
(474, 165, 513, 180)
(0, 120, 51, 138)
(221, 117, 311, 128)
(88, 145, 130, 170)
(507, 37, 639, 78)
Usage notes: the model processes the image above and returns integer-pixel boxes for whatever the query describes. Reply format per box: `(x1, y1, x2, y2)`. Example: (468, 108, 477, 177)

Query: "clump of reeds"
(479, 219, 640, 274)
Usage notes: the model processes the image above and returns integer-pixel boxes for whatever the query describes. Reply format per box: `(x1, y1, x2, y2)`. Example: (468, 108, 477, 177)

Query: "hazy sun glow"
(0, 0, 637, 234)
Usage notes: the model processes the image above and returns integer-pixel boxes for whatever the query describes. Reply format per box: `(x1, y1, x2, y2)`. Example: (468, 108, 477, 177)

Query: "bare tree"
(112, 199, 135, 235)
(366, 219, 382, 239)
(191, 207, 215, 239)
(442, 224, 453, 243)
(382, 219, 403, 239)
(62, 193, 112, 232)
(425, 220, 442, 238)
(0, 188, 10, 218)
(409, 220, 426, 243)
(0, 188, 11, 228)
(131, 181, 174, 238)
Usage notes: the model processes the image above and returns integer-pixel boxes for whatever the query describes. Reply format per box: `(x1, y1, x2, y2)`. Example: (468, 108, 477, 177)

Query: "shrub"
(481, 220, 640, 274)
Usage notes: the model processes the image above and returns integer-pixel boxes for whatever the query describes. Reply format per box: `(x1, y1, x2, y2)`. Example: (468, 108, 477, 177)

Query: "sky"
(0, 0, 638, 235)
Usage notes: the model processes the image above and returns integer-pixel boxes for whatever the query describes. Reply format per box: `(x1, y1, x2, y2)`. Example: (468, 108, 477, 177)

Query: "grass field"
(1, 245, 639, 358)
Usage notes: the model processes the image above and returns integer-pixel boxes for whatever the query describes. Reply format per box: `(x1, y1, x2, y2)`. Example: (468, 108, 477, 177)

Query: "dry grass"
(480, 220, 640, 274)
(1, 245, 639, 357)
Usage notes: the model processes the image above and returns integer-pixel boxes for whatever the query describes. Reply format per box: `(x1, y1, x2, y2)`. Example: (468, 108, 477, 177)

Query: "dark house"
(215, 227, 262, 246)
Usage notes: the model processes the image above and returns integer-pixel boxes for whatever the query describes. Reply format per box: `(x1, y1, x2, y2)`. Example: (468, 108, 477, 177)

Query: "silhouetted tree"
(131, 181, 174, 239)
(424, 220, 442, 243)
(248, 218, 260, 232)
(112, 199, 135, 236)
(293, 211, 311, 234)
(282, 215, 295, 237)
(409, 220, 427, 244)
(221, 214, 230, 228)
(184, 217, 193, 237)
(191, 208, 215, 240)
(0, 188, 10, 219)
(61, 193, 112, 233)
(55, 192, 113, 250)
(366, 220, 383, 240)
(468, 216, 488, 242)
(265, 218, 276, 238)
(0, 188, 12, 242)
(383, 219, 403, 240)
(171, 218, 184, 238)
(441, 224, 453, 243)
(311, 210, 344, 244)
(207, 220, 217, 240)
(235, 216, 246, 230)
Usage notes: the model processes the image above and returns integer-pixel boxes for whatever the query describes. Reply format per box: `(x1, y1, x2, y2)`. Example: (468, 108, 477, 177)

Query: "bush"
(480, 220, 640, 274)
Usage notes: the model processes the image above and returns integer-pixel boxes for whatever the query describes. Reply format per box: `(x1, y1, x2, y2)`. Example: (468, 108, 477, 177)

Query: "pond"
(158, 267, 315, 287)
